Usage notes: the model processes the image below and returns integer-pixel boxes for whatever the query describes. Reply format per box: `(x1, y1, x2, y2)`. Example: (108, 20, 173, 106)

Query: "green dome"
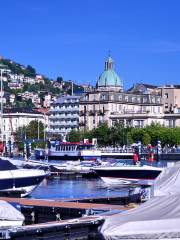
(96, 55, 123, 88)
(97, 69, 122, 87)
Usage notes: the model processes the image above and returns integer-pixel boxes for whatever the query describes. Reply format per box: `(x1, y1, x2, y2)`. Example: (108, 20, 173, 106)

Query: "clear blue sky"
(1, 0, 180, 89)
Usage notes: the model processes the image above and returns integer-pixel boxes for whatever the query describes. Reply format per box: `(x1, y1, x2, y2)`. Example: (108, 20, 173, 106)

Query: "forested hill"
(0, 56, 84, 108)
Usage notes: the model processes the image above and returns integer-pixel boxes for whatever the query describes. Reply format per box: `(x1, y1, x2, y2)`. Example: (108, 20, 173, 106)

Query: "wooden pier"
(0, 197, 134, 239)
(0, 196, 131, 212)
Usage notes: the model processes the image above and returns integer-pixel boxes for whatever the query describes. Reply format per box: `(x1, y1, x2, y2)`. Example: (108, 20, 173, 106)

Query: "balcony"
(88, 110, 96, 116)
(79, 121, 86, 126)
(79, 111, 86, 116)
(111, 110, 150, 116)
(97, 110, 105, 116)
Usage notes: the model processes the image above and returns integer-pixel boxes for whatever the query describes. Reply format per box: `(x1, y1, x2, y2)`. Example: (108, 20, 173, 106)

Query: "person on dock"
(133, 152, 139, 165)
(147, 144, 155, 164)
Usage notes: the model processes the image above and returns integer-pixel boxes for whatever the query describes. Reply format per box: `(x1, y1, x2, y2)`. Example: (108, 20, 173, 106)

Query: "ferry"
(35, 141, 102, 161)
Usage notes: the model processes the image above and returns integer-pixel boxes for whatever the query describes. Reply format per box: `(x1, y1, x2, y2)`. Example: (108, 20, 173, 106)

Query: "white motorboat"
(93, 163, 162, 185)
(0, 158, 48, 197)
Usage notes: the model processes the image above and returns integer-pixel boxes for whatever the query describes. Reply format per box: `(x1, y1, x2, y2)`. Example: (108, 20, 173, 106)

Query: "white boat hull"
(0, 167, 47, 197)
(101, 177, 156, 186)
(0, 220, 23, 227)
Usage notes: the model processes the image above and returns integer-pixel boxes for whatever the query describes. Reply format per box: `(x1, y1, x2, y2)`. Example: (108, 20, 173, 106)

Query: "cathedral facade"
(79, 56, 163, 130)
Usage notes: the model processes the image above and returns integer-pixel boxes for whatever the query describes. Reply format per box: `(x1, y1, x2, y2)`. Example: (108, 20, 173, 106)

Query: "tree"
(142, 132, 151, 145)
(25, 65, 36, 77)
(68, 130, 81, 142)
(15, 120, 45, 141)
(93, 123, 110, 146)
(26, 120, 44, 140)
(28, 83, 39, 93)
(27, 99, 35, 108)
(56, 76, 63, 83)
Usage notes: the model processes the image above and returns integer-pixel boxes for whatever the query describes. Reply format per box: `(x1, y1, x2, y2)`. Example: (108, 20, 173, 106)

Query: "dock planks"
(0, 197, 131, 211)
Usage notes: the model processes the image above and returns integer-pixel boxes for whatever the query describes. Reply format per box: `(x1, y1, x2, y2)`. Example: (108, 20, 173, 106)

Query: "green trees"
(15, 120, 45, 141)
(25, 65, 36, 77)
(68, 123, 180, 147)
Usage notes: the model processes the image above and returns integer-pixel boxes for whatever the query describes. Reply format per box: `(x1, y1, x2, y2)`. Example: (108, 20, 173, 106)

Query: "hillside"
(0, 57, 84, 109)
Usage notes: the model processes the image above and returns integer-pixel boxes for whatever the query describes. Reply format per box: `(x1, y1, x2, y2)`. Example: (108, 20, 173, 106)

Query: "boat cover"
(0, 200, 24, 221)
(154, 162, 180, 196)
(100, 162, 180, 240)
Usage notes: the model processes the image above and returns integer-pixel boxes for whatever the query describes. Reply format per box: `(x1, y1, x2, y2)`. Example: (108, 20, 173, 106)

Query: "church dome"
(97, 56, 123, 89)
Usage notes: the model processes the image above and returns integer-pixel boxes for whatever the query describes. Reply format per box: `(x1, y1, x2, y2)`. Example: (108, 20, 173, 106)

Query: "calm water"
(30, 159, 175, 200)
(31, 178, 130, 200)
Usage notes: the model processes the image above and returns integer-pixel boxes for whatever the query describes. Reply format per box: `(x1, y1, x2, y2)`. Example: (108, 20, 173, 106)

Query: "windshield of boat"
(113, 159, 135, 167)
(0, 159, 18, 171)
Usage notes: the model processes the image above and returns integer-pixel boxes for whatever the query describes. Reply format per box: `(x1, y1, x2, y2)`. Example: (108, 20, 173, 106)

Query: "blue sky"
(1, 0, 180, 89)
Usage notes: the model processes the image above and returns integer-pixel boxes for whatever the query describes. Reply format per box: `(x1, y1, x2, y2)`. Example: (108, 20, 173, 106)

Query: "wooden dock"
(0, 197, 131, 211)
(0, 197, 135, 239)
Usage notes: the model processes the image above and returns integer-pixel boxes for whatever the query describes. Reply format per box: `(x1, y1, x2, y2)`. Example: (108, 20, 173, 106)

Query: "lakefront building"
(79, 55, 163, 130)
(0, 108, 45, 142)
(48, 95, 80, 138)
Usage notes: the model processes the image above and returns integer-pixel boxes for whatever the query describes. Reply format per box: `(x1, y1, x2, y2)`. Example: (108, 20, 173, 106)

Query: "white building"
(0, 109, 45, 141)
(48, 95, 80, 138)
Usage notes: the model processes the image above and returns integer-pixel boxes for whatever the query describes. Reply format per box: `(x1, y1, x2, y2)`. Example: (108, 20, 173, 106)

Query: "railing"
(99, 147, 134, 153)
(111, 110, 150, 115)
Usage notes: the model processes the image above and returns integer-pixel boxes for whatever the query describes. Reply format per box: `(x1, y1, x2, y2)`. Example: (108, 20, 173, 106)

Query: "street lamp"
(0, 64, 10, 143)
(69, 80, 74, 96)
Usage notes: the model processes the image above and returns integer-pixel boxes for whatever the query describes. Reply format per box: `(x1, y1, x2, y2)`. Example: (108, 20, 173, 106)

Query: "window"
(119, 95, 122, 101)
(85, 95, 89, 101)
(157, 97, 161, 103)
(165, 93, 168, 99)
(102, 95, 105, 100)
(143, 98, 147, 103)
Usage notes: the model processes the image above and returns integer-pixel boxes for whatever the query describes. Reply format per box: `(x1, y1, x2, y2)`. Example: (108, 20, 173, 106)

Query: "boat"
(35, 141, 101, 161)
(93, 163, 162, 185)
(0, 200, 24, 227)
(0, 158, 48, 197)
(100, 162, 180, 240)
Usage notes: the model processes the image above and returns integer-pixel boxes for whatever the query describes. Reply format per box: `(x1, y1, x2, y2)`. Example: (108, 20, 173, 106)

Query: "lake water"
(30, 159, 175, 200)
(31, 178, 130, 200)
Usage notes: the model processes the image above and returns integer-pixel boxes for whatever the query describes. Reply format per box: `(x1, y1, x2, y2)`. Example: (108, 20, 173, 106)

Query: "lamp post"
(69, 80, 73, 96)
(43, 111, 46, 141)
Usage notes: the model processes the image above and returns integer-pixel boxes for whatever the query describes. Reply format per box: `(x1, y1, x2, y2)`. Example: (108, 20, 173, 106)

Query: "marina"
(0, 2, 180, 238)
(0, 154, 178, 239)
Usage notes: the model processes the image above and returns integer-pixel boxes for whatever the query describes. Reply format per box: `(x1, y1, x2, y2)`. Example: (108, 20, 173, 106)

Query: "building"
(127, 83, 159, 95)
(158, 85, 180, 114)
(43, 93, 52, 108)
(79, 55, 163, 130)
(0, 108, 45, 141)
(48, 95, 80, 138)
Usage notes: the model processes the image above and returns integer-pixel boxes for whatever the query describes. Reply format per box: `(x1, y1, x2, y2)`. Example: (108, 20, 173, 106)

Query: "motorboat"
(35, 141, 101, 161)
(93, 162, 162, 185)
(0, 158, 48, 197)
